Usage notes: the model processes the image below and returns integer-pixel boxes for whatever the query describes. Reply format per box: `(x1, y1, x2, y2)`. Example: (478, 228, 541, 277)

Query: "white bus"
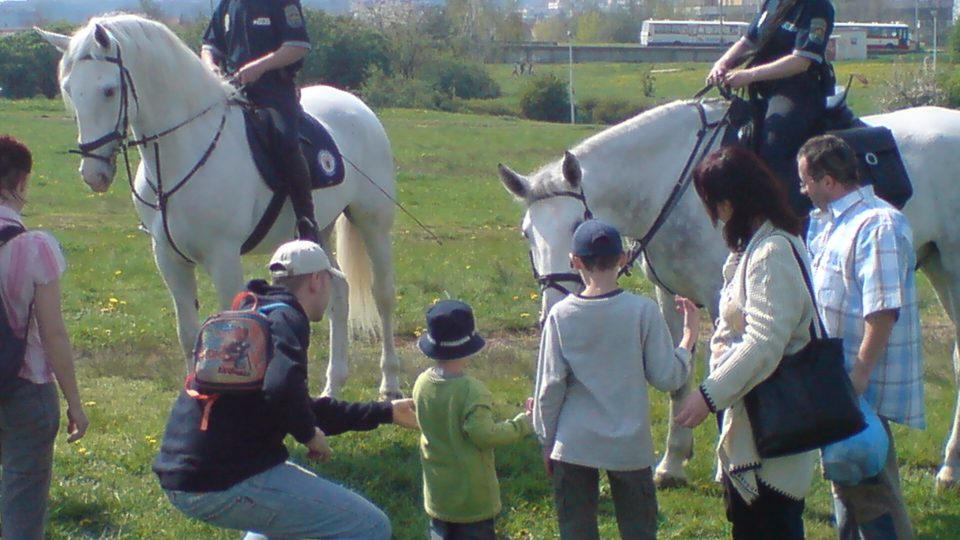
(834, 22, 912, 50)
(640, 20, 749, 47)
(640, 20, 913, 51)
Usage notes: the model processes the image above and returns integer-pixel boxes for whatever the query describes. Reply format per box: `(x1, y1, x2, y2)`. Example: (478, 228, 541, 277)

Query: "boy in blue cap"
(533, 219, 700, 540)
(412, 300, 533, 540)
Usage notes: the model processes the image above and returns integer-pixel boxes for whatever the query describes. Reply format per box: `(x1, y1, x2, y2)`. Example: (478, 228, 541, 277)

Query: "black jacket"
(153, 280, 393, 492)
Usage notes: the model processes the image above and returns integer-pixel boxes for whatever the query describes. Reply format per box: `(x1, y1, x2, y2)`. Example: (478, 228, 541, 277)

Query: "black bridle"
(525, 188, 593, 297)
(526, 100, 732, 302)
(68, 41, 230, 264)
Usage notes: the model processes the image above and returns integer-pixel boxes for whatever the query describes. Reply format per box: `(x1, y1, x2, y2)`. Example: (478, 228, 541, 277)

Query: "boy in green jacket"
(412, 300, 533, 540)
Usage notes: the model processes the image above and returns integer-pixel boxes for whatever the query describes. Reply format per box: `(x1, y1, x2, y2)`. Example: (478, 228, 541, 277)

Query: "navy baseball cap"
(572, 219, 623, 257)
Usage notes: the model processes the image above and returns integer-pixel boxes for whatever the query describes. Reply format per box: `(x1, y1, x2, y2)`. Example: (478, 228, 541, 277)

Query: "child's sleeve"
(462, 381, 532, 449)
(533, 314, 568, 449)
(641, 302, 691, 393)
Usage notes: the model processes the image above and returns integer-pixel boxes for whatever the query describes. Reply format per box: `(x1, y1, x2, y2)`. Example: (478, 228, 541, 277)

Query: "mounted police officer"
(707, 0, 835, 213)
(201, 0, 320, 242)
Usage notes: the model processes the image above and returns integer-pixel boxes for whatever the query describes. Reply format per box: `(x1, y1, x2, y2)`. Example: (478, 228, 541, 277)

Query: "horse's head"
(500, 151, 592, 323)
(39, 23, 133, 192)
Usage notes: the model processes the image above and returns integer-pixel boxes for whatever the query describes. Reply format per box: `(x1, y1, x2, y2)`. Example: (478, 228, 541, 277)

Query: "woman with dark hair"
(675, 146, 817, 540)
(0, 134, 88, 539)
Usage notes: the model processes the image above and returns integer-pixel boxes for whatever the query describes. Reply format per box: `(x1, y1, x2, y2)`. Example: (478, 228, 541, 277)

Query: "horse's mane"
(60, 14, 229, 109)
(526, 99, 722, 200)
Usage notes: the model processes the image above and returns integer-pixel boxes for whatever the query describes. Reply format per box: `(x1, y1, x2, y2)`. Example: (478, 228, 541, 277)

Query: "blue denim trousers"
(832, 418, 913, 540)
(0, 381, 60, 540)
(165, 461, 390, 540)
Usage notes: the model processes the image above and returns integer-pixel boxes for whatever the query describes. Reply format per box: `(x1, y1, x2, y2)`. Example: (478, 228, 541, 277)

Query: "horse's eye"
(104, 87, 116, 98)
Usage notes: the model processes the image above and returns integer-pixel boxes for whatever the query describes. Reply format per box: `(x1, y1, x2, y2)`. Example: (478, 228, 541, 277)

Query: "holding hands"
(305, 427, 332, 463)
(391, 398, 419, 430)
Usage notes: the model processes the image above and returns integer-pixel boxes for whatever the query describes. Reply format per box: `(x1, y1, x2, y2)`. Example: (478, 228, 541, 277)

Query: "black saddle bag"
(827, 126, 913, 209)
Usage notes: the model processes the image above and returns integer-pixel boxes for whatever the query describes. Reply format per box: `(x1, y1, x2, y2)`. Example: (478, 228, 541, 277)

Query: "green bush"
(945, 68, 960, 108)
(420, 57, 501, 100)
(359, 68, 439, 110)
(519, 74, 570, 123)
(591, 97, 647, 125)
(458, 98, 517, 117)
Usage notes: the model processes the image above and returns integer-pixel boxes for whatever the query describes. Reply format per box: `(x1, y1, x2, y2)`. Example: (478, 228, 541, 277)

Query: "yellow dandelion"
(77, 447, 88, 456)
(529, 292, 539, 300)
(520, 313, 530, 318)
(512, 295, 519, 301)
(109, 298, 119, 304)
(114, 270, 122, 276)
(84, 401, 96, 407)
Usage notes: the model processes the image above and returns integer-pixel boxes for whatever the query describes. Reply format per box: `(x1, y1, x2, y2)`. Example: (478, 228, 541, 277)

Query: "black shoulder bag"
(743, 238, 866, 458)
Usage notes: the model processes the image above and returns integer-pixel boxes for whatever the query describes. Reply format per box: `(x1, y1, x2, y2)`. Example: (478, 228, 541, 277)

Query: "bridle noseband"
(68, 47, 139, 165)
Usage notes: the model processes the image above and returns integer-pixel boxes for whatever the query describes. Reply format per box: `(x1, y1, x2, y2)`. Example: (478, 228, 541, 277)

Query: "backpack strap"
(183, 373, 220, 432)
(0, 224, 29, 342)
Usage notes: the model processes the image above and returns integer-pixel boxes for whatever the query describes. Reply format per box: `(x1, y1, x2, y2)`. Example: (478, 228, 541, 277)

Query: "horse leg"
(922, 249, 960, 489)
(653, 285, 693, 488)
(153, 245, 200, 373)
(319, 225, 350, 398)
(204, 248, 246, 311)
(338, 210, 401, 399)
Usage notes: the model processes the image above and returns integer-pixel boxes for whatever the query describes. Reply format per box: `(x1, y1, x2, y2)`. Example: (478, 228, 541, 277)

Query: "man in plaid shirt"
(798, 134, 922, 540)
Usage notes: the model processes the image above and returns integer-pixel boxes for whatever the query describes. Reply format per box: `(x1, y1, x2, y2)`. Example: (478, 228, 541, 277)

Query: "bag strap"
(0, 225, 31, 342)
(739, 233, 827, 341)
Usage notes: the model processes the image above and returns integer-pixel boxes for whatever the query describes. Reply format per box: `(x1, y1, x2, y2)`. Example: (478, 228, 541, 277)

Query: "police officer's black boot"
(283, 149, 320, 243)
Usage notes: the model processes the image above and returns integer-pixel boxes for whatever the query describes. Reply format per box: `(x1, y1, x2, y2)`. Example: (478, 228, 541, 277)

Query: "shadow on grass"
(919, 512, 960, 539)
(49, 497, 120, 538)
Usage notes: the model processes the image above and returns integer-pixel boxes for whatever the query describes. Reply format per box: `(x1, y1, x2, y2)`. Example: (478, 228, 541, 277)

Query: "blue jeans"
(0, 381, 60, 540)
(832, 418, 913, 540)
(165, 461, 390, 540)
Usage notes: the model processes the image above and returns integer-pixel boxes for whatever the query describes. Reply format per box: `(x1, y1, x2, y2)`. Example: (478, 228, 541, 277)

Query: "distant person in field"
(412, 299, 533, 540)
(534, 219, 699, 540)
(707, 0, 836, 214)
(0, 134, 89, 540)
(153, 240, 418, 540)
(201, 0, 320, 242)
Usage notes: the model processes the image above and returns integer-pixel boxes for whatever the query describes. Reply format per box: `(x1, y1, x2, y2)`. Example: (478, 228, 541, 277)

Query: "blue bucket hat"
(572, 219, 623, 257)
(418, 300, 486, 361)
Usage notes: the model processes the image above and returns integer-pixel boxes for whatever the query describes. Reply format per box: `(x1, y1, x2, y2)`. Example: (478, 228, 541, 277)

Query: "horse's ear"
(498, 163, 529, 200)
(35, 28, 71, 53)
(562, 151, 582, 189)
(94, 24, 111, 49)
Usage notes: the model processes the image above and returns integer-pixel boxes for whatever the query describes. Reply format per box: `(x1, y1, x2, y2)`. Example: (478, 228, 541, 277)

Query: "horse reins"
(71, 41, 232, 264)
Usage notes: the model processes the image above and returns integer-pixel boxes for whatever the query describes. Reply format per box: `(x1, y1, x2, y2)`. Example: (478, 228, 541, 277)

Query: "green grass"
(2, 69, 960, 539)
(483, 60, 929, 117)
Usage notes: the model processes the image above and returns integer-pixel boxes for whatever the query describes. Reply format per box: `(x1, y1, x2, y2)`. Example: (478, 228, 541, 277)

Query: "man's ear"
(569, 253, 583, 270)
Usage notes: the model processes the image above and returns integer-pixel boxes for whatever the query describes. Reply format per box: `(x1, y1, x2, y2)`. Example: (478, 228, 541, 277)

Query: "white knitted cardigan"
(700, 221, 819, 504)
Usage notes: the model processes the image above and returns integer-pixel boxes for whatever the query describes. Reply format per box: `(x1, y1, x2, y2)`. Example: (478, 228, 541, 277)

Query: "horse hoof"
(936, 467, 960, 492)
(654, 468, 688, 489)
(379, 390, 404, 401)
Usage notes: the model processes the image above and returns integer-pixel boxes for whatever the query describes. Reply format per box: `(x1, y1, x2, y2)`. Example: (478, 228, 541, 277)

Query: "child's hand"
(524, 397, 534, 418)
(675, 295, 701, 351)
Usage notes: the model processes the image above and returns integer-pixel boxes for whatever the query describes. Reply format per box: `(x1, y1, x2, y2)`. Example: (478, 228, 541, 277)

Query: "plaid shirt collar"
(811, 185, 876, 223)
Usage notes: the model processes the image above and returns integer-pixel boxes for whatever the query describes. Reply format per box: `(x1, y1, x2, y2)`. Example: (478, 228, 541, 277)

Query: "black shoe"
(296, 217, 320, 243)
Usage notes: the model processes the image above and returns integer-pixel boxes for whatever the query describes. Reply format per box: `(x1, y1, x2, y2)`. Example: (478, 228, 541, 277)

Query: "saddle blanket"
(243, 108, 346, 194)
(827, 126, 912, 209)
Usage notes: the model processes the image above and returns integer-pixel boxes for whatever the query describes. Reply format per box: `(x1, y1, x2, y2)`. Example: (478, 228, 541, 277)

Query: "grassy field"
(3, 59, 960, 539)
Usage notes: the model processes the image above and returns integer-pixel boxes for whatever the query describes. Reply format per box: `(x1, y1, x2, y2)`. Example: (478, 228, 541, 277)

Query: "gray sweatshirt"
(533, 290, 691, 471)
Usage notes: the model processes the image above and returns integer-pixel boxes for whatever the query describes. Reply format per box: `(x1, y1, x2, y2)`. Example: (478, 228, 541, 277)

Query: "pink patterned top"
(0, 205, 66, 384)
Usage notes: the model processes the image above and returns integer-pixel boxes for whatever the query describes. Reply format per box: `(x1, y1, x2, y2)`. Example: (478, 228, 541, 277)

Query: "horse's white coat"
(42, 15, 400, 397)
(502, 99, 960, 489)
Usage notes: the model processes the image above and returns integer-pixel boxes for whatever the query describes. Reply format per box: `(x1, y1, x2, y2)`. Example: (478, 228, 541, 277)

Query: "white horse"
(499, 98, 960, 490)
(38, 15, 401, 398)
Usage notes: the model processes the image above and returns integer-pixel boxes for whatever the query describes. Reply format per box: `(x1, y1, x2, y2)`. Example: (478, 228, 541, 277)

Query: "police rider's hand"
(237, 61, 268, 86)
(305, 427, 332, 463)
(390, 399, 419, 430)
(723, 69, 756, 89)
(707, 59, 731, 86)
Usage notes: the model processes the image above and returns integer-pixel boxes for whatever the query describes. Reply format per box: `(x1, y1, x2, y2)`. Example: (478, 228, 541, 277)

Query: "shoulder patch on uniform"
(284, 4, 304, 28)
(252, 17, 271, 26)
(809, 18, 828, 44)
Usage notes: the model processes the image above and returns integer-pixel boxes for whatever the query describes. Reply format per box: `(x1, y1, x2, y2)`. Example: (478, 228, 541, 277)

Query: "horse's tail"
(334, 214, 380, 338)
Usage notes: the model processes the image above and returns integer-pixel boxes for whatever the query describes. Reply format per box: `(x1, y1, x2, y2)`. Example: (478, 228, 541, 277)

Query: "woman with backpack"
(0, 134, 89, 539)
